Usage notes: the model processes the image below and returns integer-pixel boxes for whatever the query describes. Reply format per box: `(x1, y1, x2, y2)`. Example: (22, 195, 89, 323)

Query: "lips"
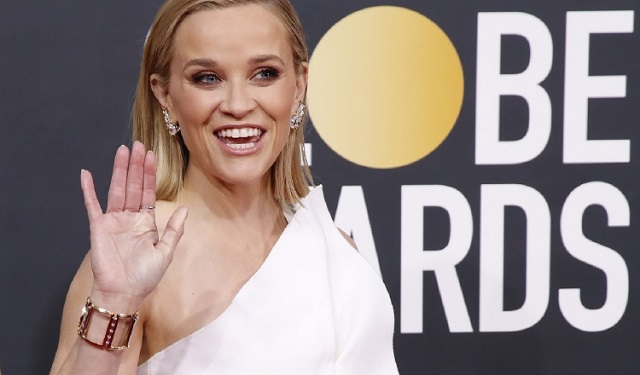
(215, 127, 263, 150)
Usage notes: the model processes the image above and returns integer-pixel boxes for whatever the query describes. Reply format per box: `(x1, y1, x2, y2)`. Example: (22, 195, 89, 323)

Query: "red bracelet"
(77, 297, 139, 350)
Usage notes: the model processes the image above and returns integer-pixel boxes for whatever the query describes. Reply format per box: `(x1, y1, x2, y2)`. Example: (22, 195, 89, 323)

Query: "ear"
(294, 62, 309, 104)
(150, 73, 174, 113)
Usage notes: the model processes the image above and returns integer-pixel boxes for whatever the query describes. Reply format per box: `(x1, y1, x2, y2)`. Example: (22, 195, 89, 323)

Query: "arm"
(50, 142, 187, 375)
(50, 254, 145, 375)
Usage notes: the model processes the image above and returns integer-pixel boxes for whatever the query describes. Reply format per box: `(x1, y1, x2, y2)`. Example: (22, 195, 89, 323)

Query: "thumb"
(156, 206, 189, 261)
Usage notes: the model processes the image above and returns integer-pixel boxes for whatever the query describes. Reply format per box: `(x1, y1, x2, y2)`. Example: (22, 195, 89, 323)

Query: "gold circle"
(308, 6, 464, 169)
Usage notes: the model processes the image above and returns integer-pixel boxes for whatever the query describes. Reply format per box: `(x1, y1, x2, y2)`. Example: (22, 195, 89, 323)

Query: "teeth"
(227, 142, 255, 150)
(216, 128, 262, 138)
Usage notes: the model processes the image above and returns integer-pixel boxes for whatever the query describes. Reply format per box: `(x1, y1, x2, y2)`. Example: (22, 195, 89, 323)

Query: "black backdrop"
(1, 1, 639, 374)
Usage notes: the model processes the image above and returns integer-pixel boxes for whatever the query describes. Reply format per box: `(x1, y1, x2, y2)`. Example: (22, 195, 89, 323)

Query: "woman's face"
(152, 4, 307, 188)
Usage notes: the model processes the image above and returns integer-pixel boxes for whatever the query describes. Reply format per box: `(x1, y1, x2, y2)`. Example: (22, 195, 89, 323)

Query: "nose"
(219, 81, 256, 119)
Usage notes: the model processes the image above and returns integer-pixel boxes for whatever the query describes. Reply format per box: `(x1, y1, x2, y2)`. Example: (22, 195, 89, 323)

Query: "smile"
(215, 127, 264, 151)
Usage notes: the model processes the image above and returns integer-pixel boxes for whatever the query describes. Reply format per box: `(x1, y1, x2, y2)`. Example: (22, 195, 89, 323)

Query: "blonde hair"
(132, 0, 313, 204)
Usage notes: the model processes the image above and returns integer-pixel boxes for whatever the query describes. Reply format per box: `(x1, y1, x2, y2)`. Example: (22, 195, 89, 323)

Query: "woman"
(50, 0, 398, 374)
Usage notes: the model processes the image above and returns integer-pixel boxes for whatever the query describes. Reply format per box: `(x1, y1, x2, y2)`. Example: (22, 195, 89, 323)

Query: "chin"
(217, 164, 273, 187)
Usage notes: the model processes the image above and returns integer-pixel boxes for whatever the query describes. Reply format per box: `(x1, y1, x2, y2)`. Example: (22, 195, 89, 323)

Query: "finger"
(124, 141, 146, 212)
(156, 206, 188, 261)
(140, 150, 157, 212)
(80, 169, 103, 222)
(106, 145, 130, 212)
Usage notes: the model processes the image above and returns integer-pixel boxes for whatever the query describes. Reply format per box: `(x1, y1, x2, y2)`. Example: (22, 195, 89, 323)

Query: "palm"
(89, 211, 161, 296)
(81, 142, 187, 301)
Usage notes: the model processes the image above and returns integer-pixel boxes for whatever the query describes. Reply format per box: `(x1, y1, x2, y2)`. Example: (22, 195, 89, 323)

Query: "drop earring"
(290, 103, 305, 129)
(163, 109, 180, 135)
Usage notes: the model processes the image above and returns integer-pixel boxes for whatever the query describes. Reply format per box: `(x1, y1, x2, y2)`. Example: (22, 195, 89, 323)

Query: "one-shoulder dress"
(137, 186, 399, 374)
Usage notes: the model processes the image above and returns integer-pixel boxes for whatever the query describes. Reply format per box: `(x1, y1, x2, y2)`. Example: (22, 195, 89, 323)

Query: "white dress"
(137, 186, 398, 375)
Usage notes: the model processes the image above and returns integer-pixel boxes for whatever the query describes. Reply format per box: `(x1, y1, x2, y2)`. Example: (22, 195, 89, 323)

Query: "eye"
(254, 67, 280, 81)
(192, 72, 221, 85)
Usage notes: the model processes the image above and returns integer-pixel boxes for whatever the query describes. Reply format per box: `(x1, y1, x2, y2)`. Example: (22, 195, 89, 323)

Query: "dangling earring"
(290, 103, 305, 130)
(163, 109, 180, 135)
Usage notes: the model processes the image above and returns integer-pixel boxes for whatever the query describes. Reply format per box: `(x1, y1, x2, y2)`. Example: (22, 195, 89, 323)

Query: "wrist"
(89, 289, 145, 314)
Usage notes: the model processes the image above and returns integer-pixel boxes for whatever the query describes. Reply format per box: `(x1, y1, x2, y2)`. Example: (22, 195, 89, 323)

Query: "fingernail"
(117, 145, 128, 154)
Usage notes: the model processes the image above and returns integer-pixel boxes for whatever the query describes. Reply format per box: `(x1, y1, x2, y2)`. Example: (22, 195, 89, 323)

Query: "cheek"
(261, 86, 297, 122)
(173, 89, 218, 125)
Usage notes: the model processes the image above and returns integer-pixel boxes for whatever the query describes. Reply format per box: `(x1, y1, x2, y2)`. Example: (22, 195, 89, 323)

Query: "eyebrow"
(250, 54, 285, 65)
(184, 58, 217, 69)
(183, 54, 285, 69)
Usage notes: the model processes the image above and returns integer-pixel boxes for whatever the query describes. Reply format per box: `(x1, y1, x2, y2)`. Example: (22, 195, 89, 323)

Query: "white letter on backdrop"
(479, 184, 551, 332)
(476, 12, 553, 164)
(559, 182, 629, 332)
(563, 11, 634, 164)
(401, 185, 473, 333)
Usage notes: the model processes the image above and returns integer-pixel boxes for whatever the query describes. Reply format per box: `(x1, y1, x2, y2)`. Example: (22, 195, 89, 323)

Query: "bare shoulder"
(338, 228, 358, 250)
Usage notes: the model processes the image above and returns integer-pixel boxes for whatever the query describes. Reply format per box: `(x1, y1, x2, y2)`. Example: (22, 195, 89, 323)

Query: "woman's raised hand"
(80, 141, 188, 310)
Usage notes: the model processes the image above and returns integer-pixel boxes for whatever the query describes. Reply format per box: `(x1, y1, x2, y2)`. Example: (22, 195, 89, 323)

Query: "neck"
(176, 165, 282, 224)
(172, 165, 287, 265)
